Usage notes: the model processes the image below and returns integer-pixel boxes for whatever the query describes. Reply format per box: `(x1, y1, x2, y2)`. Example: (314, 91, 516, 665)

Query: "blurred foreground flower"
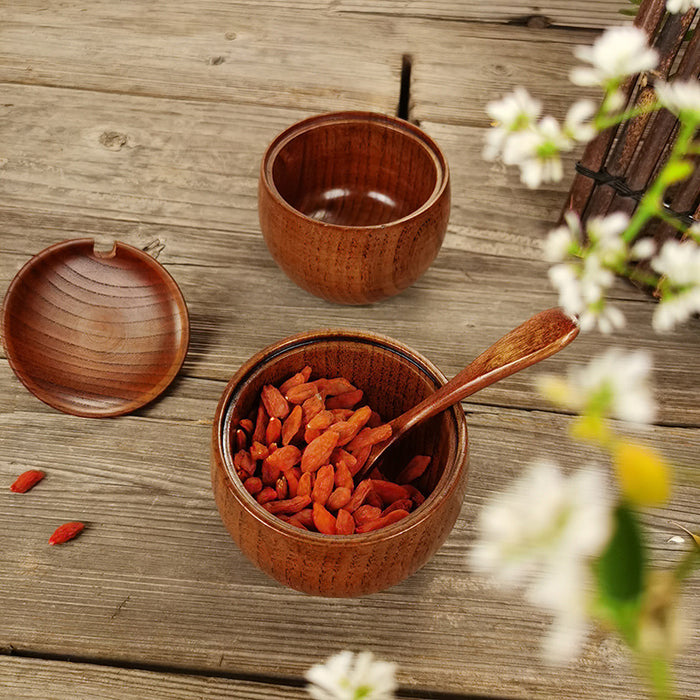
(546, 212, 632, 333)
(665, 0, 700, 14)
(570, 26, 658, 91)
(469, 461, 612, 662)
(651, 239, 700, 331)
(537, 347, 656, 425)
(306, 651, 397, 700)
(654, 80, 700, 120)
(478, 14, 699, 698)
(613, 442, 671, 506)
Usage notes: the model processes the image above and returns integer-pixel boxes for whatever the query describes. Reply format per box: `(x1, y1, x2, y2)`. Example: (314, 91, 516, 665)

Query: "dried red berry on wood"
(48, 521, 85, 545)
(9, 469, 45, 493)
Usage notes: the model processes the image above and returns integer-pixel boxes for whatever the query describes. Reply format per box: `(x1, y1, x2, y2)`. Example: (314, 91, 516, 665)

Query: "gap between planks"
(0, 649, 510, 700)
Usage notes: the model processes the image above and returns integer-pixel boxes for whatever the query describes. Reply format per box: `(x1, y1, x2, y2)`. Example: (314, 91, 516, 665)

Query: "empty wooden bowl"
(259, 112, 450, 304)
(211, 329, 468, 597)
(1, 239, 189, 417)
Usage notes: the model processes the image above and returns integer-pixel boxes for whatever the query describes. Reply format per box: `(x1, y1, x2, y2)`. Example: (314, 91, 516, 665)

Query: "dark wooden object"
(358, 308, 579, 478)
(211, 329, 468, 597)
(564, 0, 699, 253)
(1, 239, 189, 417)
(258, 111, 450, 305)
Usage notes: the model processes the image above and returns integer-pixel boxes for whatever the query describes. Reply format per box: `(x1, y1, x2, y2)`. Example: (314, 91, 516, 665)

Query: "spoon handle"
(388, 308, 579, 439)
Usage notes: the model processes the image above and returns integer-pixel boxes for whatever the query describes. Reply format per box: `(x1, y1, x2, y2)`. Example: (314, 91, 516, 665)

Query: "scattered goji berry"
(48, 521, 85, 545)
(9, 469, 45, 493)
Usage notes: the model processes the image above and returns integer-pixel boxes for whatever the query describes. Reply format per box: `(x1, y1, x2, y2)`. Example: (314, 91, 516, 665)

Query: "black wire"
(574, 162, 697, 227)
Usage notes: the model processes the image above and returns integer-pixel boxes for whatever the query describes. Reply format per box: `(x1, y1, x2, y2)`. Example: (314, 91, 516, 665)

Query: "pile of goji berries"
(231, 366, 431, 535)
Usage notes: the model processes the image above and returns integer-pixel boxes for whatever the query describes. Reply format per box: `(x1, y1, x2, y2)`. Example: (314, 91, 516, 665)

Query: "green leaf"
(597, 504, 646, 602)
(593, 505, 647, 645)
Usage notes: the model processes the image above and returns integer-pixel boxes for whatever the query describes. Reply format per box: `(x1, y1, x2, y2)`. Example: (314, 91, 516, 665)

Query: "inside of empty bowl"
(271, 120, 440, 227)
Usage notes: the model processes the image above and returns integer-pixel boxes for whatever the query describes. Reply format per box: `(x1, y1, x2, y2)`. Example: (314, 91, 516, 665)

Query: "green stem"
(622, 119, 698, 244)
(637, 653, 675, 700)
(618, 264, 661, 288)
(655, 209, 688, 233)
(594, 102, 661, 131)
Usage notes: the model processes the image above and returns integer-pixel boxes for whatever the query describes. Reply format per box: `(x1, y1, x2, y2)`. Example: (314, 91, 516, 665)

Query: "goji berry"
(9, 469, 45, 493)
(48, 521, 85, 545)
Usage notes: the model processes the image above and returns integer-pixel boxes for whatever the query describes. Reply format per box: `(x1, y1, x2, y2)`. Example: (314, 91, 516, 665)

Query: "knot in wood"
(99, 131, 128, 151)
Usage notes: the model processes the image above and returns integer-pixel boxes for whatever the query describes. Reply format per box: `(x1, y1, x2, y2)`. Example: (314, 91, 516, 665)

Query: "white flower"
(571, 26, 658, 88)
(563, 100, 597, 143)
(503, 116, 569, 188)
(655, 80, 700, 120)
(486, 87, 542, 128)
(549, 263, 585, 314)
(653, 288, 700, 331)
(652, 239, 700, 286)
(545, 212, 633, 332)
(548, 258, 623, 333)
(483, 87, 542, 160)
(469, 461, 612, 663)
(586, 212, 629, 265)
(665, 0, 700, 14)
(544, 211, 580, 262)
(630, 237, 656, 260)
(579, 255, 615, 305)
(651, 239, 700, 331)
(538, 348, 657, 423)
(579, 302, 626, 335)
(306, 651, 397, 700)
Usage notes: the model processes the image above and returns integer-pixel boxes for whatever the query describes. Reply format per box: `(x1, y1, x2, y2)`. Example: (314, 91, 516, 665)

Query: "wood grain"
(3, 206, 697, 427)
(259, 111, 450, 303)
(0, 656, 430, 700)
(336, 0, 633, 29)
(211, 330, 467, 595)
(0, 4, 597, 119)
(0, 370, 697, 698)
(1, 239, 188, 417)
(0, 3, 698, 699)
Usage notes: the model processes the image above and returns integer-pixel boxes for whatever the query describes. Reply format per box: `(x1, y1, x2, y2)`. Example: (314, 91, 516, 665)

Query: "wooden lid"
(1, 239, 189, 417)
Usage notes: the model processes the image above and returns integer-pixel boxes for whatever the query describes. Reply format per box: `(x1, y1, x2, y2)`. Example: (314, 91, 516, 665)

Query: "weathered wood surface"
(0, 656, 429, 700)
(1, 204, 698, 427)
(1, 372, 698, 698)
(0, 2, 698, 699)
(0, 4, 600, 119)
(336, 1, 633, 29)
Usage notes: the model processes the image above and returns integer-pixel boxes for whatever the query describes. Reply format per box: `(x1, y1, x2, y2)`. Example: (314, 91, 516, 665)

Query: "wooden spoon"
(357, 308, 579, 479)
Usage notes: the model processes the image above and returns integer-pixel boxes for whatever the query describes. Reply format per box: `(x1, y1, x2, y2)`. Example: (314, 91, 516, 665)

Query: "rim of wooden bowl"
(260, 111, 450, 231)
(1, 238, 190, 417)
(213, 328, 468, 544)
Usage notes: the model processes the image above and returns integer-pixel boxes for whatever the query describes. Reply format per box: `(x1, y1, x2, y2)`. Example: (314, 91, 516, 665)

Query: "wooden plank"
(0, 656, 436, 700)
(408, 25, 599, 126)
(0, 376, 697, 698)
(2, 203, 698, 426)
(0, 3, 403, 114)
(0, 5, 597, 121)
(336, 1, 631, 29)
(0, 657, 306, 700)
(0, 83, 586, 236)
